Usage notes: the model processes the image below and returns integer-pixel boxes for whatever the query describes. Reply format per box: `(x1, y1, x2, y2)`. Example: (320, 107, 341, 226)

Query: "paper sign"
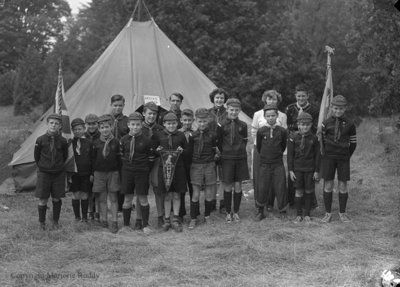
(143, 95, 161, 106)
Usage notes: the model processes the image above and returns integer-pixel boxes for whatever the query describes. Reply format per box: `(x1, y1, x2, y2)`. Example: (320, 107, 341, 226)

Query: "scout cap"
(182, 108, 194, 118)
(47, 113, 62, 122)
(71, 118, 85, 128)
(297, 112, 313, 123)
(195, 108, 209, 118)
(163, 112, 178, 122)
(226, 97, 241, 107)
(331, 95, 347, 106)
(128, 112, 143, 121)
(85, 114, 99, 123)
(143, 101, 159, 112)
(98, 114, 114, 124)
(263, 103, 278, 112)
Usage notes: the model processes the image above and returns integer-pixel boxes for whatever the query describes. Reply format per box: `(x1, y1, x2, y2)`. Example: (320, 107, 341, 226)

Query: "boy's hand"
(177, 146, 183, 152)
(90, 175, 94, 183)
(313, 172, 320, 182)
(156, 146, 163, 151)
(289, 171, 296, 182)
(214, 153, 220, 161)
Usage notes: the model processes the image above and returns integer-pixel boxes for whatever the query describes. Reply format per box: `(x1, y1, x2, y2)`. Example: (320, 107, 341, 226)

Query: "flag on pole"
(55, 60, 77, 173)
(317, 46, 334, 154)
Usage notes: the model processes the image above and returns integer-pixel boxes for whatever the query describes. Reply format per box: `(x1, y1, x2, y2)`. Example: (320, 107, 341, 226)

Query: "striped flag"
(55, 60, 77, 173)
(317, 46, 334, 154)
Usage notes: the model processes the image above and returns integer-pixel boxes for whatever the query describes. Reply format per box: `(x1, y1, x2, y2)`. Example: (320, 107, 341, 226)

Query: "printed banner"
(143, 95, 161, 106)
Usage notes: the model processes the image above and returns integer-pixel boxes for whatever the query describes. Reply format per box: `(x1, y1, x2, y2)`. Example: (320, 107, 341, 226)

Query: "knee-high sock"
(204, 200, 212, 217)
(190, 201, 199, 219)
(233, 191, 242, 214)
(81, 199, 88, 220)
(224, 191, 232, 214)
(179, 192, 186, 217)
(338, 193, 348, 213)
(295, 196, 303, 216)
(38, 205, 47, 223)
(52, 200, 62, 223)
(122, 207, 132, 226)
(304, 193, 312, 216)
(117, 191, 124, 211)
(323, 192, 333, 213)
(72, 199, 80, 219)
(141, 205, 150, 227)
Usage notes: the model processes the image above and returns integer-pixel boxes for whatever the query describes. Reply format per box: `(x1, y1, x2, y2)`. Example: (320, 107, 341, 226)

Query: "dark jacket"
(120, 133, 154, 172)
(217, 118, 248, 160)
(322, 116, 357, 160)
(256, 126, 287, 164)
(92, 138, 121, 172)
(71, 137, 92, 176)
(142, 122, 164, 139)
(287, 132, 320, 172)
(34, 133, 68, 173)
(285, 102, 319, 134)
(190, 128, 218, 164)
(111, 113, 129, 140)
(85, 130, 101, 142)
(152, 129, 188, 167)
(208, 106, 227, 133)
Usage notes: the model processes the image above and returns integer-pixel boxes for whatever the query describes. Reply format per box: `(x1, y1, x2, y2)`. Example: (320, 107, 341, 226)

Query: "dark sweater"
(208, 106, 227, 133)
(190, 128, 218, 164)
(71, 137, 92, 176)
(142, 122, 164, 139)
(85, 130, 100, 142)
(34, 133, 68, 173)
(152, 129, 188, 167)
(120, 133, 153, 172)
(287, 132, 320, 172)
(256, 126, 287, 164)
(285, 102, 319, 134)
(322, 116, 357, 160)
(217, 118, 248, 160)
(92, 137, 121, 172)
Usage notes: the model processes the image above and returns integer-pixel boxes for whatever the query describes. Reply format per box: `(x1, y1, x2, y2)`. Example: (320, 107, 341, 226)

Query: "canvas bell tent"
(9, 18, 251, 191)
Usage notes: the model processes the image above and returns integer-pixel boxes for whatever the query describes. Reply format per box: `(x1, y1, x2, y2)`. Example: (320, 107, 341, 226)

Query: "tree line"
(0, 0, 399, 117)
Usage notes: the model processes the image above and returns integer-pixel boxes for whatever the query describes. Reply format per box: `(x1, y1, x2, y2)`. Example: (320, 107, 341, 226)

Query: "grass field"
(0, 108, 399, 287)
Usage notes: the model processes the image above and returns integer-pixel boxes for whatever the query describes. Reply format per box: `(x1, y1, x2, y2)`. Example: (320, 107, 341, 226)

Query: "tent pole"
(137, 0, 142, 21)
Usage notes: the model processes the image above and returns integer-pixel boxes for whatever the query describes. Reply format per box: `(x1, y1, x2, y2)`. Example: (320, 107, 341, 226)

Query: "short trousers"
(92, 171, 120, 193)
(221, 158, 250, 184)
(121, 169, 149, 195)
(158, 164, 187, 194)
(190, 162, 217, 186)
(35, 171, 66, 199)
(70, 174, 91, 193)
(320, 157, 350, 181)
(294, 171, 315, 191)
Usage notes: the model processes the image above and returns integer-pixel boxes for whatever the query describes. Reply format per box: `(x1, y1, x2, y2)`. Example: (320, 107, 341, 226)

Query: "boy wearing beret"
(120, 112, 154, 233)
(217, 98, 249, 223)
(70, 118, 93, 223)
(92, 114, 121, 233)
(153, 112, 188, 232)
(287, 112, 320, 223)
(256, 104, 288, 220)
(320, 95, 357, 223)
(110, 94, 129, 213)
(208, 88, 228, 212)
(179, 108, 194, 221)
(84, 113, 100, 220)
(34, 113, 68, 230)
(285, 84, 319, 207)
(188, 108, 219, 229)
(142, 101, 165, 228)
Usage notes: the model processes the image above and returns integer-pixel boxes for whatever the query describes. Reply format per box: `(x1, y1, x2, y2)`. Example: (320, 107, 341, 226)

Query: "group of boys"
(33, 87, 356, 232)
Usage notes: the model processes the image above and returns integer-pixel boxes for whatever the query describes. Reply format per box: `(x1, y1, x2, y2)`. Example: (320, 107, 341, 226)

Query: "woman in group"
(251, 90, 287, 213)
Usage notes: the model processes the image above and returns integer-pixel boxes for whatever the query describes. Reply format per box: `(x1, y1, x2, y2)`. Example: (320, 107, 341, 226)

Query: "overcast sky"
(66, 0, 91, 14)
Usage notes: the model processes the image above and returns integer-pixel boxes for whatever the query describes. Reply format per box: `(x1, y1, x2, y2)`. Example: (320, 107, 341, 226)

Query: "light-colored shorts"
(92, 171, 120, 193)
(190, 162, 217, 186)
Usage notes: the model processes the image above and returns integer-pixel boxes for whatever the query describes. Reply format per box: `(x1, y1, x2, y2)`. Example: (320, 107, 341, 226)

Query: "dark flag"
(160, 149, 182, 192)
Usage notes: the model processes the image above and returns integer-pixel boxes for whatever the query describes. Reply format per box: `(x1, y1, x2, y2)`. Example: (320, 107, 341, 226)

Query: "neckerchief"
(296, 102, 310, 114)
(265, 122, 276, 138)
(112, 113, 124, 139)
(87, 130, 100, 140)
(47, 131, 56, 165)
(143, 121, 155, 138)
(333, 117, 342, 142)
(227, 118, 237, 145)
(197, 129, 208, 155)
(100, 134, 114, 158)
(212, 106, 226, 123)
(299, 131, 311, 153)
(74, 136, 85, 155)
(128, 131, 142, 162)
(179, 127, 193, 143)
(163, 129, 178, 149)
